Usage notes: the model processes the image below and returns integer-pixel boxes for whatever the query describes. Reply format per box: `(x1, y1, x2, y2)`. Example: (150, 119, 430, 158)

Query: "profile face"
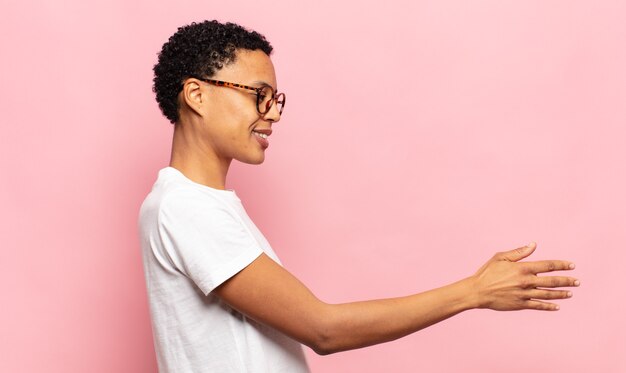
(195, 49, 281, 165)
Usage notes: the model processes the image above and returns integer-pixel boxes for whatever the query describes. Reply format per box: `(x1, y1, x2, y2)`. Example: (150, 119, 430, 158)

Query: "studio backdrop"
(1, 1, 624, 372)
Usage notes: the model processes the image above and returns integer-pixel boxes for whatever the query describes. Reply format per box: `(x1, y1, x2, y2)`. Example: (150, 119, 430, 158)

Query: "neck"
(169, 122, 232, 190)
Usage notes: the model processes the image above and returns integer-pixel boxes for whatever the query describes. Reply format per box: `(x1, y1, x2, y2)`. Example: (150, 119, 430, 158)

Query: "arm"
(213, 242, 578, 355)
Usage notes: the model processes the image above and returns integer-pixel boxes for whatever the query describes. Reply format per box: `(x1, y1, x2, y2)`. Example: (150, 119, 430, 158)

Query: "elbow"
(309, 333, 338, 356)
(312, 346, 334, 356)
(305, 308, 342, 356)
(309, 336, 337, 356)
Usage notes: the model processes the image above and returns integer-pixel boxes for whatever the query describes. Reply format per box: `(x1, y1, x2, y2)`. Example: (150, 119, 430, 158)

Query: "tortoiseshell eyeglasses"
(194, 77, 286, 115)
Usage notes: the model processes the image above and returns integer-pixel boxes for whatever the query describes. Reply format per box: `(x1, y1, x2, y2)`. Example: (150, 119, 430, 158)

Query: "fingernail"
(555, 305, 560, 310)
(574, 280, 580, 286)
(567, 291, 573, 297)
(569, 263, 576, 269)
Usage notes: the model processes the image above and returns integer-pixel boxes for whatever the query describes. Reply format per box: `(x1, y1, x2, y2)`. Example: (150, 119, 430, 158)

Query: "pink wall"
(2, 1, 625, 372)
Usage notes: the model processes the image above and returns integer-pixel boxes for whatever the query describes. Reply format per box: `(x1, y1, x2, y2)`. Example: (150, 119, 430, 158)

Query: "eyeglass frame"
(191, 77, 286, 115)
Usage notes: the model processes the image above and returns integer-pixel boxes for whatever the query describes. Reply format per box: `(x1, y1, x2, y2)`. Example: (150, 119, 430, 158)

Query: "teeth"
(253, 131, 268, 139)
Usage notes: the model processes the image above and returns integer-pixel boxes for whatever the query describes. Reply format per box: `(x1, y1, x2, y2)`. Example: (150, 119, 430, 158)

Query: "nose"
(262, 97, 282, 123)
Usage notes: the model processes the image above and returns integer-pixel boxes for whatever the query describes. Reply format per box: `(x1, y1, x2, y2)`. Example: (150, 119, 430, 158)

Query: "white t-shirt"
(138, 167, 309, 373)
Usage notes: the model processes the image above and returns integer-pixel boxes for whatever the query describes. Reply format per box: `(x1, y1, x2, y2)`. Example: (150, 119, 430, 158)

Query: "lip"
(252, 128, 272, 137)
(252, 129, 270, 149)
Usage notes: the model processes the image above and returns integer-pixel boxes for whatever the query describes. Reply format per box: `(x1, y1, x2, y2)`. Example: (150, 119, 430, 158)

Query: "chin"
(248, 158, 265, 165)
(238, 153, 266, 165)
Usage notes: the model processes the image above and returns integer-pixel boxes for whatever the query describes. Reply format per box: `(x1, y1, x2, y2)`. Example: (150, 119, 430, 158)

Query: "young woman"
(139, 20, 579, 373)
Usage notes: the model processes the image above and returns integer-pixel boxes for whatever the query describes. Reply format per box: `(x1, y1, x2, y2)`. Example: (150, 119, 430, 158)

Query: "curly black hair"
(153, 20, 273, 124)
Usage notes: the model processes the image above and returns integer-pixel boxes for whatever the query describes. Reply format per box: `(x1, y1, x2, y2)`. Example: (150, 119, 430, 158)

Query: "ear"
(180, 78, 207, 118)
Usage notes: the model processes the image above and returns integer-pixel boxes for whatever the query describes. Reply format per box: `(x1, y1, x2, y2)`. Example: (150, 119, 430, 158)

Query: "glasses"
(194, 77, 286, 115)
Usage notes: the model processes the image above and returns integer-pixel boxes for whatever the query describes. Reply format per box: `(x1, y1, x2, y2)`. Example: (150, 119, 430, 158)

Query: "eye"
(260, 86, 274, 97)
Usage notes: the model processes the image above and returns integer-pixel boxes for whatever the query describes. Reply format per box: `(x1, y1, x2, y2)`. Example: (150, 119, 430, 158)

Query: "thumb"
(500, 242, 537, 262)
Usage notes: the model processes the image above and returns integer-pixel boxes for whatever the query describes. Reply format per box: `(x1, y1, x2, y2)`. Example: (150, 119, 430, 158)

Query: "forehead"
(215, 49, 277, 89)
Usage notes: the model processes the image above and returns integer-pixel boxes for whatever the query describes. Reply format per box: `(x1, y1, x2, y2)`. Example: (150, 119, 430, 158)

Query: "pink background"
(2, 1, 625, 372)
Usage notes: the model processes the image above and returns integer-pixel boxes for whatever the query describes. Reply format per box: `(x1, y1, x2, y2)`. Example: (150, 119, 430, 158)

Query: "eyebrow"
(251, 80, 277, 90)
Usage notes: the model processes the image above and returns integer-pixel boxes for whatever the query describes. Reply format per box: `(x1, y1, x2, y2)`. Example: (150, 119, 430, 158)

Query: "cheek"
(221, 118, 258, 151)
(208, 97, 260, 144)
(220, 93, 257, 116)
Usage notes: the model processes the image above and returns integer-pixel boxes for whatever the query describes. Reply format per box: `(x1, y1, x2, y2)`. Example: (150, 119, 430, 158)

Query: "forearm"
(217, 247, 577, 355)
(315, 276, 478, 354)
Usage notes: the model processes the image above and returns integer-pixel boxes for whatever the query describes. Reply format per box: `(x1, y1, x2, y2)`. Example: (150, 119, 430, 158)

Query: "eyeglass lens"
(258, 86, 285, 114)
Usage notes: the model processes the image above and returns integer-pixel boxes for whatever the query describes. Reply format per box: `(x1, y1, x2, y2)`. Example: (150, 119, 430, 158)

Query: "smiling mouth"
(252, 130, 269, 139)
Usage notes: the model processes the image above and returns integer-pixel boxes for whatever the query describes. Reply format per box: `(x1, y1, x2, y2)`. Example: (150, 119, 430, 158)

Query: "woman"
(139, 20, 578, 373)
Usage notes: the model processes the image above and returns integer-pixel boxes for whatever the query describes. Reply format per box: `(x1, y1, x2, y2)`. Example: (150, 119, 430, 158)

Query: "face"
(184, 49, 281, 165)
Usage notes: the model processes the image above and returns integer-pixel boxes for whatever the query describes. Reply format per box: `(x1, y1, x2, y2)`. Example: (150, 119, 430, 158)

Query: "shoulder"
(158, 186, 233, 219)
(139, 169, 242, 232)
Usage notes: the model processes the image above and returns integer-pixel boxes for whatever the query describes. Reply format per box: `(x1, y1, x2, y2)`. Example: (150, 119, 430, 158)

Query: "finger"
(498, 242, 537, 262)
(525, 289, 573, 300)
(524, 300, 560, 311)
(532, 276, 580, 288)
(524, 260, 575, 274)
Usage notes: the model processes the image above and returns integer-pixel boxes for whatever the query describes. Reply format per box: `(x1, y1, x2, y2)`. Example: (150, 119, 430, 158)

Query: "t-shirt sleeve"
(156, 189, 263, 295)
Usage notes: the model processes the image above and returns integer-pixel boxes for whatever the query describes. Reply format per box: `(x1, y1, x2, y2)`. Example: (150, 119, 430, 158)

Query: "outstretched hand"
(471, 242, 579, 311)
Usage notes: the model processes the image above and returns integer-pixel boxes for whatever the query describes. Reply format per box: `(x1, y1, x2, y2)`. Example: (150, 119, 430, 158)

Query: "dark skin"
(169, 49, 579, 355)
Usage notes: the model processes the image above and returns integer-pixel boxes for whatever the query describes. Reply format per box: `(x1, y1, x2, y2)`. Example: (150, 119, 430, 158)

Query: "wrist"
(458, 276, 482, 310)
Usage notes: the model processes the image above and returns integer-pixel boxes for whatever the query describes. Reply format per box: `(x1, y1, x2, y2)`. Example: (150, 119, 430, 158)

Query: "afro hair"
(153, 20, 273, 124)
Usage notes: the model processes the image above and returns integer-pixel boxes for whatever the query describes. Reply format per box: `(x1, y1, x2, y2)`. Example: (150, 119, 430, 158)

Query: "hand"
(470, 242, 579, 311)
